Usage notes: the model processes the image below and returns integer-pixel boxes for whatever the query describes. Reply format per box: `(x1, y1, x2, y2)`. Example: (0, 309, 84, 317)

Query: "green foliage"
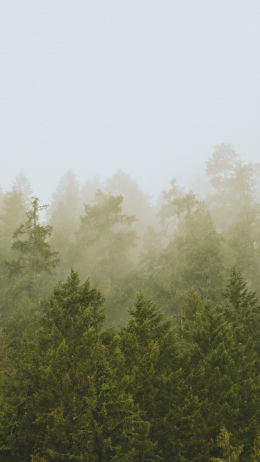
(223, 270, 260, 458)
(211, 426, 244, 462)
(0, 267, 259, 461)
(10, 197, 58, 272)
(250, 435, 260, 462)
(0, 197, 59, 320)
(0, 273, 157, 461)
(0, 175, 30, 259)
(0, 149, 259, 461)
(206, 144, 260, 293)
(48, 170, 82, 275)
(142, 187, 224, 317)
(75, 191, 136, 281)
(73, 190, 137, 321)
(120, 295, 201, 461)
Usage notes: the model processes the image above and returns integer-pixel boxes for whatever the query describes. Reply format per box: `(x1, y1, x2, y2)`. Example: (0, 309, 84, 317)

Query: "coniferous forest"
(0, 145, 259, 461)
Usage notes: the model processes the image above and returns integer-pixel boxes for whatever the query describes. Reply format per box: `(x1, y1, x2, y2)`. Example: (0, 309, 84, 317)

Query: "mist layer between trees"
(0, 144, 259, 461)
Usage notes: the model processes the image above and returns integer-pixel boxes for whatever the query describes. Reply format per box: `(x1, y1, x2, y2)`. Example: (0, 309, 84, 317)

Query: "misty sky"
(0, 1, 260, 201)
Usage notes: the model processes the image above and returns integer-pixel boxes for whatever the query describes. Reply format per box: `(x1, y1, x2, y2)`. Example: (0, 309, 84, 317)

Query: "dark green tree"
(120, 295, 200, 461)
(181, 293, 242, 461)
(211, 426, 244, 462)
(223, 270, 260, 459)
(0, 272, 157, 462)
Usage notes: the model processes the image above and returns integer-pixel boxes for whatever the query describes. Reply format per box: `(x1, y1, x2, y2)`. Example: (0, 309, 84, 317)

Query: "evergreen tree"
(106, 170, 155, 237)
(181, 293, 241, 461)
(74, 190, 136, 295)
(0, 273, 157, 461)
(223, 270, 260, 458)
(206, 144, 260, 293)
(250, 435, 260, 462)
(0, 197, 59, 317)
(211, 426, 244, 462)
(0, 175, 31, 259)
(48, 170, 82, 274)
(224, 269, 260, 351)
(120, 295, 199, 461)
(142, 189, 224, 316)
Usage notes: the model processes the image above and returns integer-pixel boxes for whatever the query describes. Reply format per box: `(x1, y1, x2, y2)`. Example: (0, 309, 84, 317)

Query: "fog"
(1, 1, 260, 200)
(1, 3, 260, 461)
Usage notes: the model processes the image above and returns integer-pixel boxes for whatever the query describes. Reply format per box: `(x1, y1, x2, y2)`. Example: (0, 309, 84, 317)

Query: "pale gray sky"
(0, 0, 260, 200)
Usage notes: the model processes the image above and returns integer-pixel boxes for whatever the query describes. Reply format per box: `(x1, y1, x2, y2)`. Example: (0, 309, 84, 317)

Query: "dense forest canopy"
(0, 145, 259, 461)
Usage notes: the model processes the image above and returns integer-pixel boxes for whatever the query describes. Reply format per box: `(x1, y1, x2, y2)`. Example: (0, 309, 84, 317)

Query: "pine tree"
(6, 197, 59, 304)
